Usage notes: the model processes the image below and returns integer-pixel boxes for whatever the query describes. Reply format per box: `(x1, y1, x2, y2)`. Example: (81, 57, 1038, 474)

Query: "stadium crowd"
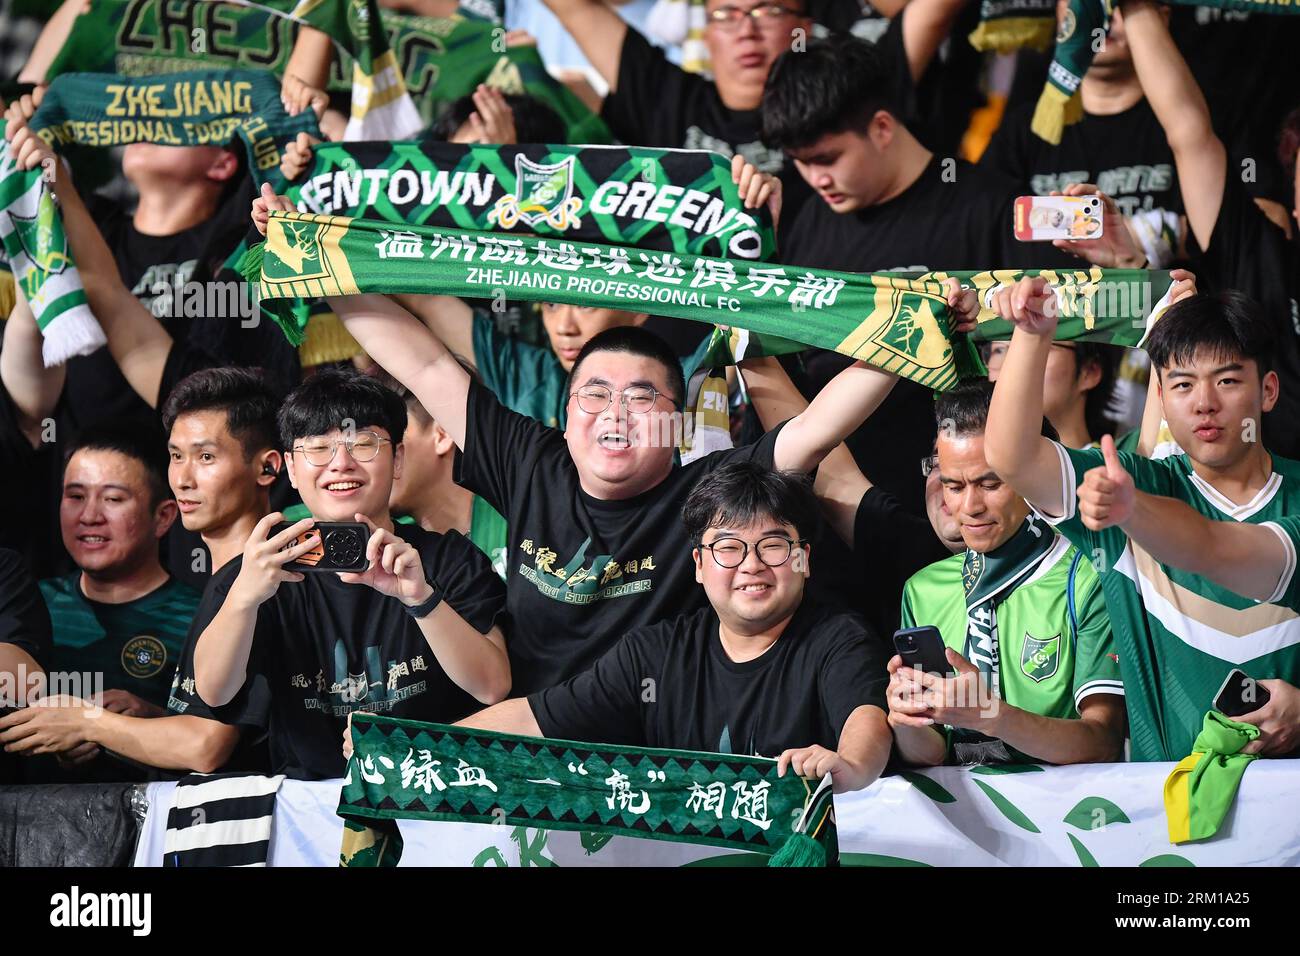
(1, 0, 1299, 798)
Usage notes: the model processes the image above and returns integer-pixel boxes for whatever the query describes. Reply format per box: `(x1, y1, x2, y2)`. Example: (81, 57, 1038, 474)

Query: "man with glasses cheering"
(190, 368, 509, 779)
(452, 461, 893, 794)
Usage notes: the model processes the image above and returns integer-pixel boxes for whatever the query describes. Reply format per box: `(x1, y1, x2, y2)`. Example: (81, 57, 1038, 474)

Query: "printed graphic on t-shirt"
(132, 258, 199, 317)
(121, 635, 168, 680)
(516, 536, 657, 605)
(682, 127, 785, 176)
(1029, 165, 1174, 216)
(288, 639, 432, 718)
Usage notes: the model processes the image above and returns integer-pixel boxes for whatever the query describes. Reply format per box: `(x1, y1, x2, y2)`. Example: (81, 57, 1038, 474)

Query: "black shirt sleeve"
(186, 559, 273, 730)
(853, 485, 951, 637)
(978, 105, 1029, 185)
(818, 612, 889, 741)
(455, 379, 567, 515)
(600, 26, 698, 147)
(0, 548, 52, 671)
(528, 629, 658, 745)
(421, 528, 507, 636)
(155, 341, 218, 409)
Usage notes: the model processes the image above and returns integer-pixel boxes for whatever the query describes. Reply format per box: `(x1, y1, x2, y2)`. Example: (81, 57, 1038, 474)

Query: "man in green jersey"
(889, 380, 1125, 767)
(986, 284, 1300, 762)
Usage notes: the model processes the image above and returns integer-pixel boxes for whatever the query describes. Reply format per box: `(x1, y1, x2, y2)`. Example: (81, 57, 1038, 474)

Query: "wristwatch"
(404, 580, 444, 620)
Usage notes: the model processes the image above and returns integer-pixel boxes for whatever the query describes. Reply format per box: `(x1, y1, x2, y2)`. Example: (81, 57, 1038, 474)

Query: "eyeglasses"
(700, 535, 806, 568)
(921, 454, 939, 478)
(570, 384, 668, 416)
(293, 431, 392, 467)
(707, 3, 801, 29)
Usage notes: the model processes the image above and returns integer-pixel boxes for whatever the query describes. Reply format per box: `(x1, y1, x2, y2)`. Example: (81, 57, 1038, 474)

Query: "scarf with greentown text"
(969, 0, 1300, 145)
(948, 514, 1058, 764)
(29, 70, 319, 186)
(43, 0, 609, 144)
(337, 714, 837, 867)
(0, 122, 104, 365)
(283, 142, 777, 261)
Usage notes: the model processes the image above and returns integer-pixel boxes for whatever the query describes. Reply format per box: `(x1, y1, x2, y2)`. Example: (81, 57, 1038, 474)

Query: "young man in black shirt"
(449, 462, 892, 793)
(540, 0, 963, 224)
(1123, 0, 1300, 460)
(191, 369, 509, 779)
(982, 1, 1183, 258)
(759, 34, 1065, 515)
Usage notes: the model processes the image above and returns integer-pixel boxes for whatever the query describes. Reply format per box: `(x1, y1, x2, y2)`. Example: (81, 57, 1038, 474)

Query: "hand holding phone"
(893, 626, 954, 676)
(280, 521, 370, 573)
(1213, 669, 1271, 718)
(1014, 195, 1104, 242)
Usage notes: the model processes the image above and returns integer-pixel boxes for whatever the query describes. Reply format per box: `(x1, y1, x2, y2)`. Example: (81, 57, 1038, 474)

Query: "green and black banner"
(338, 713, 837, 866)
(284, 142, 777, 260)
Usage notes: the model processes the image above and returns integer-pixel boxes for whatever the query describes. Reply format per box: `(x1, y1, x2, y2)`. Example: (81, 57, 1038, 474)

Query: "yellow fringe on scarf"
(967, 16, 1056, 53)
(1031, 82, 1085, 146)
(298, 311, 363, 368)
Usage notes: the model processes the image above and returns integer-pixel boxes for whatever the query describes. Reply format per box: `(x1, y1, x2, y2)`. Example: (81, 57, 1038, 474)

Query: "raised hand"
(251, 181, 296, 236)
(1077, 434, 1136, 531)
(943, 276, 979, 334)
(337, 514, 434, 606)
(990, 275, 1060, 338)
(280, 131, 321, 183)
(731, 152, 782, 228)
(1050, 184, 1145, 269)
(228, 512, 317, 607)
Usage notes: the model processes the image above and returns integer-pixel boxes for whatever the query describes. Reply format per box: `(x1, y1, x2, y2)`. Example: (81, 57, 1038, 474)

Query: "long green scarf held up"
(971, 0, 1300, 144)
(0, 121, 104, 365)
(338, 714, 837, 866)
(30, 70, 319, 184)
(285, 142, 777, 260)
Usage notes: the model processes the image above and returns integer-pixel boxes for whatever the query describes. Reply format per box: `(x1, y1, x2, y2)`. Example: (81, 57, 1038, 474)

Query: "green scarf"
(0, 121, 105, 365)
(338, 713, 837, 867)
(30, 70, 319, 185)
(285, 142, 776, 260)
(242, 210, 1178, 386)
(971, 0, 1300, 144)
(950, 515, 1057, 763)
(43, 1, 609, 144)
(1164, 711, 1259, 844)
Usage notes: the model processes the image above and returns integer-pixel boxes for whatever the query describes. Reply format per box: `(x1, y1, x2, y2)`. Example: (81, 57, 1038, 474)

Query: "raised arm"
(1123, 0, 1225, 250)
(283, 26, 336, 101)
(540, 0, 628, 90)
(740, 355, 870, 546)
(17, 0, 83, 83)
(983, 277, 1070, 515)
(0, 288, 62, 447)
(392, 294, 477, 368)
(901, 0, 970, 84)
(1078, 435, 1292, 603)
(455, 697, 543, 736)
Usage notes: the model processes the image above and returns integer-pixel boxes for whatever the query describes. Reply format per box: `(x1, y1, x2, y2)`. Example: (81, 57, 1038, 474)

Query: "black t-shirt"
(0, 388, 42, 559)
(1192, 174, 1300, 460)
(853, 485, 950, 638)
(780, 157, 1064, 515)
(456, 380, 784, 694)
(981, 99, 1183, 220)
(192, 523, 506, 779)
(530, 600, 886, 755)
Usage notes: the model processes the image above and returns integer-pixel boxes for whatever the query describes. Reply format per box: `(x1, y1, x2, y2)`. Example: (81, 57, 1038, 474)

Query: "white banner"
(133, 761, 1300, 867)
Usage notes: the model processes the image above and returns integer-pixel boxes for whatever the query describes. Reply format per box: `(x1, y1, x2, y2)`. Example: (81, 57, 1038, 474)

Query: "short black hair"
(935, 377, 1059, 442)
(63, 421, 171, 508)
(277, 366, 408, 449)
(1146, 291, 1276, 380)
(428, 92, 568, 144)
(682, 461, 820, 547)
(567, 325, 686, 407)
(161, 367, 282, 460)
(761, 33, 901, 151)
(1072, 343, 1121, 441)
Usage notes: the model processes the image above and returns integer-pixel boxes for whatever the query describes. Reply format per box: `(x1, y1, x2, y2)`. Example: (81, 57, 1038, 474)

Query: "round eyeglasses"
(570, 384, 666, 416)
(700, 535, 806, 568)
(293, 431, 392, 467)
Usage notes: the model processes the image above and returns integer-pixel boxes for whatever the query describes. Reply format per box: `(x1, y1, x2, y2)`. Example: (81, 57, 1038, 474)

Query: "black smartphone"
(893, 625, 953, 676)
(1213, 668, 1270, 718)
(281, 521, 370, 573)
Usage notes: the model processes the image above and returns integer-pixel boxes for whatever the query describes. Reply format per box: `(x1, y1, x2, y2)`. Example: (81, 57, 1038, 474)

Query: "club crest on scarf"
(10, 193, 70, 276)
(1020, 632, 1061, 683)
(490, 155, 582, 231)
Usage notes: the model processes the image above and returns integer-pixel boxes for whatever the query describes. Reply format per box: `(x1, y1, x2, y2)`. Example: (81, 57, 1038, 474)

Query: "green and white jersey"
(900, 535, 1123, 752)
(1038, 441, 1300, 761)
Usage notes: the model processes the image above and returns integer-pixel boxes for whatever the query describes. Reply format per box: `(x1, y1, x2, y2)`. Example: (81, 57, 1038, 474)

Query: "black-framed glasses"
(707, 3, 801, 28)
(921, 454, 939, 478)
(983, 340, 1077, 367)
(700, 535, 806, 568)
(571, 384, 667, 416)
(293, 431, 392, 466)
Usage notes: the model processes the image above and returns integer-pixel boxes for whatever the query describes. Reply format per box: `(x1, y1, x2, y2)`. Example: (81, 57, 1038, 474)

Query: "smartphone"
(281, 521, 370, 573)
(893, 626, 954, 676)
(1213, 668, 1270, 718)
(1014, 195, 1104, 242)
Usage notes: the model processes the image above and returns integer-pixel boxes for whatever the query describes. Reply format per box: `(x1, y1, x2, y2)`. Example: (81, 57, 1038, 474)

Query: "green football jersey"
(901, 536, 1123, 760)
(39, 574, 201, 709)
(471, 310, 568, 429)
(1041, 441, 1300, 761)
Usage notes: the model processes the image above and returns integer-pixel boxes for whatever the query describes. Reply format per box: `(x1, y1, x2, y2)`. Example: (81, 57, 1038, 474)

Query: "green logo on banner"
(1021, 633, 1060, 683)
(265, 218, 326, 280)
(11, 192, 70, 274)
(515, 155, 573, 223)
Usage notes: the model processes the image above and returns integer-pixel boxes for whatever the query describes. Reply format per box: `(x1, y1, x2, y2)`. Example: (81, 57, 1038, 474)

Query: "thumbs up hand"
(1078, 434, 1136, 530)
